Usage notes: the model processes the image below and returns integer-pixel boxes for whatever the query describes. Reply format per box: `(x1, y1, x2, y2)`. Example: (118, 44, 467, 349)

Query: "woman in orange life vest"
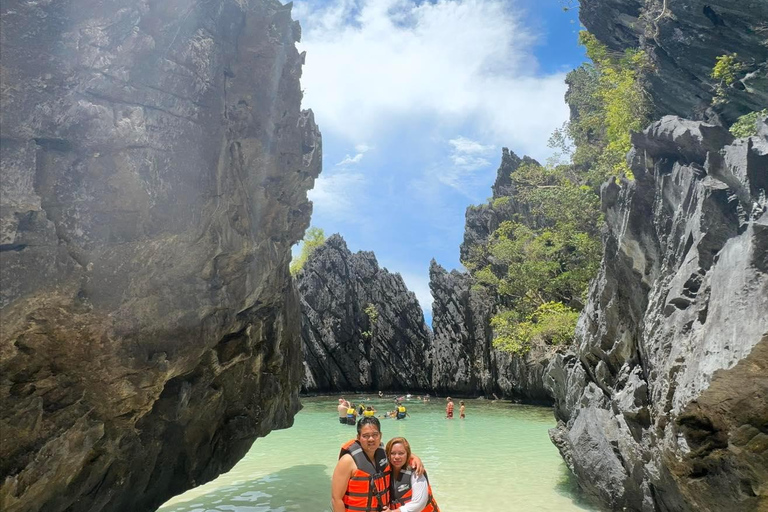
(385, 437, 440, 512)
(331, 417, 425, 512)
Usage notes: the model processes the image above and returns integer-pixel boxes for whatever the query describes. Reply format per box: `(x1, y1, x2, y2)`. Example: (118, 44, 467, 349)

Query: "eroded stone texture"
(430, 149, 552, 402)
(429, 261, 551, 402)
(0, 1, 321, 511)
(298, 235, 432, 392)
(579, 0, 768, 123)
(546, 116, 768, 511)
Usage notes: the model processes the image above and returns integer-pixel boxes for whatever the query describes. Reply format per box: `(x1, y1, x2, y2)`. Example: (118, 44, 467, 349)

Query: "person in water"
(459, 401, 465, 419)
(395, 403, 408, 420)
(331, 417, 424, 512)
(364, 405, 377, 417)
(386, 437, 440, 511)
(445, 397, 453, 419)
(347, 403, 358, 425)
(338, 399, 350, 424)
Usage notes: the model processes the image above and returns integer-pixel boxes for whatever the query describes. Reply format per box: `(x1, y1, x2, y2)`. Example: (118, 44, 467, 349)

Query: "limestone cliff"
(546, 116, 768, 511)
(579, 0, 768, 123)
(429, 149, 553, 402)
(0, 1, 321, 511)
(298, 235, 432, 392)
(429, 261, 551, 402)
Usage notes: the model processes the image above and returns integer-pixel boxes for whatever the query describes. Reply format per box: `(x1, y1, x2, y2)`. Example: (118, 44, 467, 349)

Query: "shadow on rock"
(159, 464, 331, 512)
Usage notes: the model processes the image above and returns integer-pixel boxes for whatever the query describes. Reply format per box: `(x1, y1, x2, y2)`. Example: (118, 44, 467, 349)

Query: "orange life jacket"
(339, 439, 391, 512)
(390, 468, 440, 512)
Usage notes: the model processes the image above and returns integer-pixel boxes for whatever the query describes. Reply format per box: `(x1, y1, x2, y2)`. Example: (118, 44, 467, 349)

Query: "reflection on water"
(161, 465, 330, 512)
(159, 396, 596, 512)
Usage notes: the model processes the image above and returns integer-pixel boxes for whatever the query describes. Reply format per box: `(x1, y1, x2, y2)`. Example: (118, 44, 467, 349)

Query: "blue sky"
(291, 0, 586, 324)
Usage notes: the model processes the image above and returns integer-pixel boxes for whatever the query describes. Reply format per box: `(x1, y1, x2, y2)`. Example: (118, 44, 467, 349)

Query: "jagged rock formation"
(579, 0, 768, 123)
(0, 2, 320, 512)
(429, 261, 551, 402)
(298, 235, 432, 392)
(546, 116, 768, 511)
(429, 149, 552, 402)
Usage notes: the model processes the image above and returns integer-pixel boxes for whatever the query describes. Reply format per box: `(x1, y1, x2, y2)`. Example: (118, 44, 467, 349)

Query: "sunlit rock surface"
(579, 0, 768, 123)
(429, 149, 552, 402)
(298, 235, 432, 392)
(546, 116, 768, 511)
(0, 1, 320, 511)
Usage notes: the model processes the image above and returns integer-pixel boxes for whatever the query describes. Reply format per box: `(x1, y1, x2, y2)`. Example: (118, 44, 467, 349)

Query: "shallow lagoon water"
(159, 396, 596, 512)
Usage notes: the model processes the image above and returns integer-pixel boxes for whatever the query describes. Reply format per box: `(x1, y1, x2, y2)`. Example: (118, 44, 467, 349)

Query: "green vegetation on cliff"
(554, 31, 651, 182)
(467, 31, 651, 355)
(464, 162, 602, 355)
(290, 227, 326, 275)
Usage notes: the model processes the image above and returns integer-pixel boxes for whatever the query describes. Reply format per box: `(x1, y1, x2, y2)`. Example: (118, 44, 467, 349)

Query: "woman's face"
(388, 443, 408, 470)
(357, 424, 382, 454)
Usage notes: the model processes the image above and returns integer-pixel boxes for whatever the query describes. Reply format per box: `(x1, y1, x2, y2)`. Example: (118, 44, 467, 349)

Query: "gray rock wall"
(0, 1, 320, 511)
(298, 235, 432, 392)
(429, 149, 552, 402)
(580, 0, 768, 123)
(429, 261, 551, 402)
(545, 116, 768, 511)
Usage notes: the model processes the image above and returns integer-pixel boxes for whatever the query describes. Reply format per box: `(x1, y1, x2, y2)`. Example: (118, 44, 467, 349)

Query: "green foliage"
(558, 32, 651, 183)
(729, 109, 768, 137)
(466, 162, 603, 355)
(289, 227, 326, 275)
(491, 196, 511, 209)
(711, 54, 745, 105)
(361, 303, 379, 342)
(364, 303, 379, 324)
(491, 302, 579, 355)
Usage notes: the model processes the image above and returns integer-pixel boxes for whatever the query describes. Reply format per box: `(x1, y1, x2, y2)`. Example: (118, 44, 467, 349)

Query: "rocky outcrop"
(0, 2, 320, 512)
(429, 149, 552, 402)
(429, 261, 551, 402)
(579, 0, 768, 123)
(298, 235, 432, 392)
(546, 116, 768, 511)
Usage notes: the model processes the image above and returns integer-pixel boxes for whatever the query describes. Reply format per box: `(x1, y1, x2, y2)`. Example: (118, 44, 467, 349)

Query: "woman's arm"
(331, 454, 355, 512)
(396, 474, 430, 512)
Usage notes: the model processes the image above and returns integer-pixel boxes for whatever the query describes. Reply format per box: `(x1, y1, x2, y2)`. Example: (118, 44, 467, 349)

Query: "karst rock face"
(0, 1, 321, 511)
(545, 116, 768, 511)
(429, 149, 552, 402)
(298, 235, 432, 392)
(579, 0, 768, 123)
(429, 261, 551, 402)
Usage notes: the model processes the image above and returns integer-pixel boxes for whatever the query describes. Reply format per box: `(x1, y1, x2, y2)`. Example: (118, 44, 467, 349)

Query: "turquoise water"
(159, 396, 596, 512)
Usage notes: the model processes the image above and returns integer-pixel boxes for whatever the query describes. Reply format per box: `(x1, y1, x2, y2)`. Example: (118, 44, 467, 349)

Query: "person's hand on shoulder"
(409, 454, 425, 476)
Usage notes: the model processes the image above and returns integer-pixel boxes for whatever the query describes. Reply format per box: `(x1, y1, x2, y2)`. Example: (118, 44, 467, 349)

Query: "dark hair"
(357, 416, 381, 434)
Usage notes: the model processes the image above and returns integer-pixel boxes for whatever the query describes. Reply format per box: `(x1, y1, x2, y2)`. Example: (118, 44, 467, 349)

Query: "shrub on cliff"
(554, 31, 651, 183)
(290, 227, 326, 275)
(729, 109, 768, 137)
(465, 162, 602, 355)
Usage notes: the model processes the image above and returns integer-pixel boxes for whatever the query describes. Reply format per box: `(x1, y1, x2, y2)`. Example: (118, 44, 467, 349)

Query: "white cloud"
(293, 0, 568, 160)
(335, 142, 373, 166)
(336, 153, 364, 166)
(449, 136, 495, 156)
(308, 171, 367, 220)
(448, 135, 495, 172)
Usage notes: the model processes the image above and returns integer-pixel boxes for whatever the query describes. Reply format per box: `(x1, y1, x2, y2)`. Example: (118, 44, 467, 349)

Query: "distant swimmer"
(445, 397, 454, 419)
(347, 403, 358, 425)
(363, 405, 376, 418)
(396, 403, 408, 420)
(460, 401, 466, 419)
(338, 398, 350, 425)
